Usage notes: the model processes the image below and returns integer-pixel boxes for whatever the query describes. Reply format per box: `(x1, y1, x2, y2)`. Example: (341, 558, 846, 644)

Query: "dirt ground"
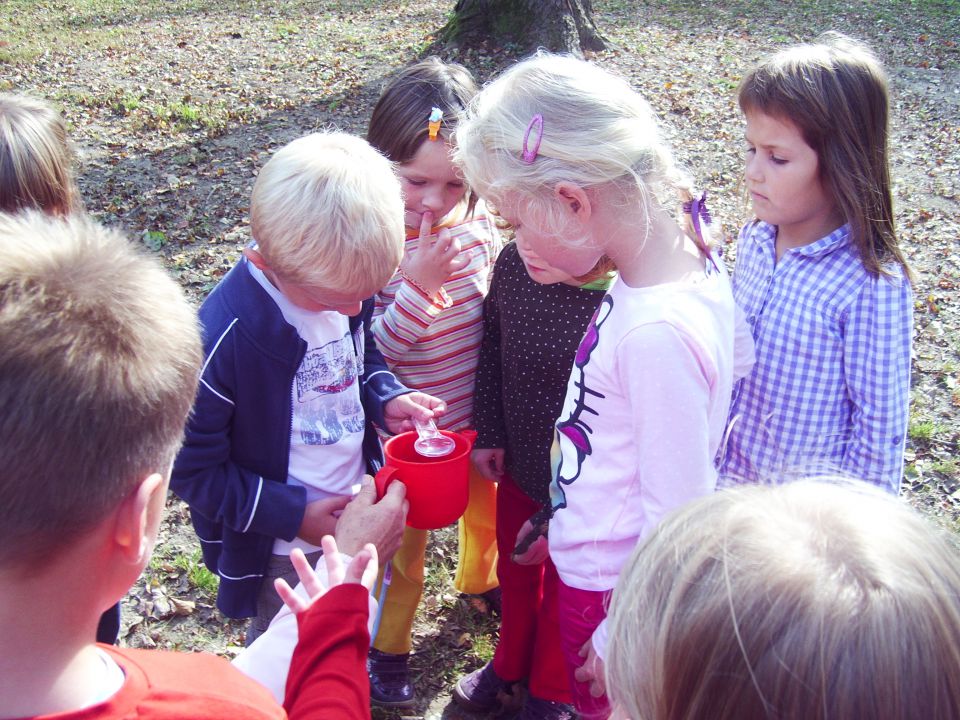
(3, 1, 959, 717)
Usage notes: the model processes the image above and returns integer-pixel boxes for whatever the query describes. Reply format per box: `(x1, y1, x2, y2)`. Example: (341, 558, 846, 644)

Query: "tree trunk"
(441, 0, 609, 58)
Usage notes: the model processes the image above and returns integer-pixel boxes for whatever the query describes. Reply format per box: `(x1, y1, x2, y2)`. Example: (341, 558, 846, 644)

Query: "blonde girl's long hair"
(453, 52, 710, 257)
(606, 479, 960, 720)
(738, 33, 911, 282)
(0, 93, 80, 217)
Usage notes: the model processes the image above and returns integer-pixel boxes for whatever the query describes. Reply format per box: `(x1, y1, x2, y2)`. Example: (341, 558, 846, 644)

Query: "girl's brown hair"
(738, 33, 910, 281)
(367, 56, 479, 215)
(607, 479, 960, 720)
(0, 93, 80, 217)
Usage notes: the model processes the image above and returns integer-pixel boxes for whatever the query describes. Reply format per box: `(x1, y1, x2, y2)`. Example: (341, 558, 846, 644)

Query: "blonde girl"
(455, 53, 745, 718)
(365, 57, 502, 707)
(719, 34, 913, 492)
(452, 248, 615, 720)
(0, 93, 79, 216)
(607, 479, 960, 720)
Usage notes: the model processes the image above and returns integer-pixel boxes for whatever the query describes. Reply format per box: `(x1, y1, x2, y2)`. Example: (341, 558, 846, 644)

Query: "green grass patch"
(910, 418, 941, 443)
(173, 549, 220, 596)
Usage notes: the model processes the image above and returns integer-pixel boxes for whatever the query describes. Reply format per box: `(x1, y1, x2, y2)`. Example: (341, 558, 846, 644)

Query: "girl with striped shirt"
(365, 57, 502, 707)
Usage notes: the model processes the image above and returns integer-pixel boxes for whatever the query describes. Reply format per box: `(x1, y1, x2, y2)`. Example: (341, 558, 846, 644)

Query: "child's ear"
(554, 182, 592, 222)
(113, 473, 167, 565)
(242, 247, 270, 271)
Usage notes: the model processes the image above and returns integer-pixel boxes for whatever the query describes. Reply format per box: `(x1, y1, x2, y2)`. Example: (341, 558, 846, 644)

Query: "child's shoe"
(368, 648, 415, 707)
(452, 661, 513, 712)
(518, 696, 578, 719)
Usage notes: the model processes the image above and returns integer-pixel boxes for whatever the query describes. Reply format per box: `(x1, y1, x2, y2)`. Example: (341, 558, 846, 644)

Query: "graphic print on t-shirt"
(295, 329, 364, 446)
(549, 294, 612, 511)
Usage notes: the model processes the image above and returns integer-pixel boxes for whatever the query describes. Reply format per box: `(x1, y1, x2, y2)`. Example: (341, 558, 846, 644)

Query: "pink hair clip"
(427, 107, 443, 141)
(521, 114, 543, 164)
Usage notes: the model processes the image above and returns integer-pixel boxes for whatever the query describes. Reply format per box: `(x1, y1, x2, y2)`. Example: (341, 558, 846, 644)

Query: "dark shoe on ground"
(481, 586, 502, 615)
(452, 661, 513, 713)
(460, 586, 503, 616)
(368, 648, 415, 707)
(518, 696, 578, 720)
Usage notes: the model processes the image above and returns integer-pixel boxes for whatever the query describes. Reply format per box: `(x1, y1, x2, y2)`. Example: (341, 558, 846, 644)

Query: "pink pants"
(491, 477, 571, 704)
(556, 578, 611, 719)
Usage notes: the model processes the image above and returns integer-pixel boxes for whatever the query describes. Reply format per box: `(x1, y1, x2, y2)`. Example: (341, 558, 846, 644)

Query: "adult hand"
(382, 392, 446, 434)
(400, 211, 469, 298)
(512, 517, 549, 566)
(574, 636, 607, 699)
(297, 495, 352, 546)
(335, 477, 408, 562)
(274, 536, 379, 615)
(471, 448, 505, 481)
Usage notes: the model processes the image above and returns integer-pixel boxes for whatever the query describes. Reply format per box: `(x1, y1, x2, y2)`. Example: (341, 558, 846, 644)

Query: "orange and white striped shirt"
(372, 206, 502, 431)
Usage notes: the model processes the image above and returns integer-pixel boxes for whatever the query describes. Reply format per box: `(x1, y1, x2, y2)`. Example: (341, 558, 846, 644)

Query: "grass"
(910, 417, 941, 443)
(173, 548, 220, 596)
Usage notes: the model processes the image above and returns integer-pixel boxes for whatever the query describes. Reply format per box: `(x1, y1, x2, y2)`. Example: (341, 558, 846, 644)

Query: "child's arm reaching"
(279, 538, 378, 720)
(233, 481, 407, 705)
(841, 272, 913, 492)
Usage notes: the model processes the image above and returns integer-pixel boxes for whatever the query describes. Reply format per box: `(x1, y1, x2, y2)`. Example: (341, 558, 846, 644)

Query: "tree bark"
(441, 0, 609, 58)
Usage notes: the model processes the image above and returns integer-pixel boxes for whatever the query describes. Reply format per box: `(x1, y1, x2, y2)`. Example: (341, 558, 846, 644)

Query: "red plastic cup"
(374, 429, 476, 530)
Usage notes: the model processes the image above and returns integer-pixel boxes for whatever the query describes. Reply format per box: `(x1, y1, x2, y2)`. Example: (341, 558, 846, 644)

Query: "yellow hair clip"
(427, 107, 443, 141)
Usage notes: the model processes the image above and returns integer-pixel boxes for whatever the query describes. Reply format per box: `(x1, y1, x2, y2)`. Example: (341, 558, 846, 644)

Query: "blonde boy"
(170, 132, 444, 639)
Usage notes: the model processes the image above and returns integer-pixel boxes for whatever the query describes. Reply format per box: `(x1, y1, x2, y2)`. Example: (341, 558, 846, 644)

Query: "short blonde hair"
(250, 132, 404, 298)
(0, 93, 80, 217)
(454, 53, 703, 250)
(0, 212, 202, 570)
(607, 480, 960, 720)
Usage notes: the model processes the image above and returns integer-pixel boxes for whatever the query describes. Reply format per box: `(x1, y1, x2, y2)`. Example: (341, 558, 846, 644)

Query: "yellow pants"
(372, 467, 498, 654)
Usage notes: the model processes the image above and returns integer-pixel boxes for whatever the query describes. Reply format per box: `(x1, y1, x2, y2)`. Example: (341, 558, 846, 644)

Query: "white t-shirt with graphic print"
(249, 265, 365, 556)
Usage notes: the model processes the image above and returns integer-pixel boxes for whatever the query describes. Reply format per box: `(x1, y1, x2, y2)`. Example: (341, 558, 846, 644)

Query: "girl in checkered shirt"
(719, 33, 913, 493)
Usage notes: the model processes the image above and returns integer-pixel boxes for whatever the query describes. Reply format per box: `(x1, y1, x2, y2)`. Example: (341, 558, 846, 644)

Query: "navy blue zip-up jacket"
(170, 259, 411, 618)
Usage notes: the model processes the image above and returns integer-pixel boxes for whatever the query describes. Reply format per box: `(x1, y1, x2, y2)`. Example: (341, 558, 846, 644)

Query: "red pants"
(491, 477, 571, 703)
(556, 580, 611, 719)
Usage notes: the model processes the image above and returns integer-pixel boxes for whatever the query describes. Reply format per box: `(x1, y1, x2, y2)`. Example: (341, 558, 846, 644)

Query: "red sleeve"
(283, 584, 371, 720)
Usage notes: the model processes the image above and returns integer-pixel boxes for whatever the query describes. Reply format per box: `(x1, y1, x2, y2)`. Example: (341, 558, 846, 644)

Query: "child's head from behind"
(454, 53, 692, 277)
(0, 212, 202, 573)
(249, 132, 404, 310)
(0, 93, 80, 217)
(739, 33, 905, 275)
(367, 57, 478, 229)
(607, 480, 960, 720)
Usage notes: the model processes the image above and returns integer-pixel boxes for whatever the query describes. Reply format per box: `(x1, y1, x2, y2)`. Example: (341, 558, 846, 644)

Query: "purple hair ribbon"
(683, 191, 712, 244)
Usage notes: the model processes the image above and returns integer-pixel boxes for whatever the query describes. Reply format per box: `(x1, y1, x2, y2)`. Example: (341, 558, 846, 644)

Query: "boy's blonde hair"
(250, 132, 404, 298)
(739, 33, 910, 281)
(0, 93, 80, 217)
(454, 53, 705, 251)
(607, 480, 960, 720)
(0, 212, 202, 571)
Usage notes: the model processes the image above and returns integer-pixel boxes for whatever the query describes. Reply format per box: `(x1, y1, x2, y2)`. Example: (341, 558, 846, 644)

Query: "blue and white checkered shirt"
(718, 221, 913, 493)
